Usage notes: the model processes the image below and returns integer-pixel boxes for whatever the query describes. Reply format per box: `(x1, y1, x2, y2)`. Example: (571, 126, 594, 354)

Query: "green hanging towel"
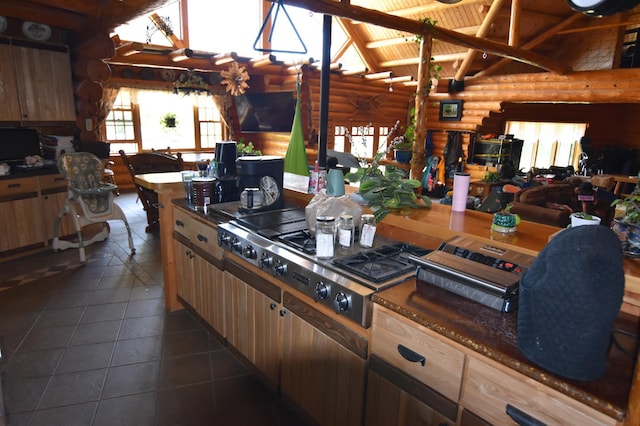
(284, 79, 309, 176)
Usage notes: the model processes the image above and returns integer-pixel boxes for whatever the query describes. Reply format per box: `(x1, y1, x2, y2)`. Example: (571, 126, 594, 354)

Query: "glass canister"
(337, 214, 354, 248)
(315, 215, 335, 259)
(359, 214, 376, 248)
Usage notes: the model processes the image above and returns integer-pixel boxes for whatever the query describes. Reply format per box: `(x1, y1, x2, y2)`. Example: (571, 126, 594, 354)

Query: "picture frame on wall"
(439, 100, 463, 121)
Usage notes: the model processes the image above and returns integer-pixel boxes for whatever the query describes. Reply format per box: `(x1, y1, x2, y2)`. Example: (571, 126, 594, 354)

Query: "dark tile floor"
(0, 192, 309, 426)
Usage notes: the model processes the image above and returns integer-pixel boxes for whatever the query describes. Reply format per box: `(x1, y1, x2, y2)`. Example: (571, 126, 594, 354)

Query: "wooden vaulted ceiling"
(1, 0, 640, 82)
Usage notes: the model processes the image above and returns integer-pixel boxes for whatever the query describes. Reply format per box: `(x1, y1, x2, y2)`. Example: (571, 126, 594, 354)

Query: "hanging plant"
(161, 112, 177, 128)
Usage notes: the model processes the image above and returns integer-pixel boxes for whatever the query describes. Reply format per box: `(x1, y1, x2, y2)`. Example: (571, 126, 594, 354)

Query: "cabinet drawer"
(371, 305, 465, 401)
(461, 357, 617, 426)
(173, 207, 221, 259)
(39, 174, 67, 191)
(0, 177, 38, 199)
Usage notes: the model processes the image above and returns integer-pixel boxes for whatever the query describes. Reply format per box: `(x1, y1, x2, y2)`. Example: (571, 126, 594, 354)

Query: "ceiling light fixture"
(567, 0, 640, 17)
(173, 70, 210, 96)
(435, 0, 463, 4)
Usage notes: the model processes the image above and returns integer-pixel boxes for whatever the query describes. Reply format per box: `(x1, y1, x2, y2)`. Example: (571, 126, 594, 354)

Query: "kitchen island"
(158, 184, 639, 425)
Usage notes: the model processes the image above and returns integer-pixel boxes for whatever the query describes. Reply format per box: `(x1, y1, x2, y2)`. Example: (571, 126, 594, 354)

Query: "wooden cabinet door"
(39, 174, 73, 241)
(0, 198, 45, 252)
(11, 45, 75, 122)
(249, 286, 280, 385)
(280, 308, 367, 426)
(0, 43, 21, 121)
(223, 270, 251, 359)
(174, 239, 196, 307)
(0, 177, 44, 253)
(193, 253, 225, 336)
(366, 368, 456, 426)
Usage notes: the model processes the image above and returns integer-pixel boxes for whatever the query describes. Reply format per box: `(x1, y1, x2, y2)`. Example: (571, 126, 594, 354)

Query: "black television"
(236, 92, 296, 133)
(0, 128, 41, 162)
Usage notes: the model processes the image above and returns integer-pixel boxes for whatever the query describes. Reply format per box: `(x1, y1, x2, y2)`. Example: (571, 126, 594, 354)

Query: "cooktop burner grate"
(333, 244, 431, 283)
(277, 230, 316, 254)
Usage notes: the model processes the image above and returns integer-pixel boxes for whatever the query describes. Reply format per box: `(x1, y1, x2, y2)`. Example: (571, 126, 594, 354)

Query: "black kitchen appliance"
(0, 128, 42, 162)
(236, 155, 284, 213)
(215, 141, 240, 203)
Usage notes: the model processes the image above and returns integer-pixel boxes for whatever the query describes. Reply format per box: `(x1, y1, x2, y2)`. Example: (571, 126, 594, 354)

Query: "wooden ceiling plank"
(386, 0, 487, 18)
(277, 0, 571, 75)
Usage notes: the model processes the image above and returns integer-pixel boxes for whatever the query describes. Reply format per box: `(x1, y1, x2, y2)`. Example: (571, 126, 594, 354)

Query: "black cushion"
(517, 225, 624, 381)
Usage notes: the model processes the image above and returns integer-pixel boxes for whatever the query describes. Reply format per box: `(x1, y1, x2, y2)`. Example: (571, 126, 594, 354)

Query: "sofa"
(510, 177, 616, 228)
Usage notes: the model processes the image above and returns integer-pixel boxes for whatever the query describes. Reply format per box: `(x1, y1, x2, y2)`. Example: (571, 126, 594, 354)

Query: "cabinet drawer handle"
(8, 183, 21, 188)
(175, 220, 185, 227)
(269, 303, 277, 310)
(506, 404, 547, 426)
(54, 177, 65, 182)
(197, 234, 208, 243)
(397, 344, 425, 366)
(279, 309, 287, 317)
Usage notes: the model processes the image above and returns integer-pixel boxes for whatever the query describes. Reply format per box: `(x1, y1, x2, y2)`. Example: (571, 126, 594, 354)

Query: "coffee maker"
(215, 141, 240, 202)
(236, 155, 284, 213)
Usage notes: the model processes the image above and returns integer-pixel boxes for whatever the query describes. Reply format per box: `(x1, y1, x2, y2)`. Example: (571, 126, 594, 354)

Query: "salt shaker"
(359, 214, 376, 248)
(337, 214, 354, 248)
(315, 215, 335, 259)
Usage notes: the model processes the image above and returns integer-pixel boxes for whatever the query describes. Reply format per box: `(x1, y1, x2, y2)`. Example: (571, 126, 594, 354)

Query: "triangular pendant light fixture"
(253, 0, 307, 55)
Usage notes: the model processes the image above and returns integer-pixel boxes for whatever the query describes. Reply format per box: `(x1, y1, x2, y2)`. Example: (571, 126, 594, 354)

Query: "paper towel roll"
(452, 173, 470, 212)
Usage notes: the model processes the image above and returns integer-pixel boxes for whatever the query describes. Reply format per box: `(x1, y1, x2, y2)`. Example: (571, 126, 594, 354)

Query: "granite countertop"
(373, 279, 639, 421)
(0, 164, 60, 180)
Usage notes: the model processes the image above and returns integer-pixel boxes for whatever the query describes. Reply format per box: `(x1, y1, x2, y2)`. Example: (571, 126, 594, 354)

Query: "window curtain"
(96, 86, 120, 141)
(210, 92, 234, 140)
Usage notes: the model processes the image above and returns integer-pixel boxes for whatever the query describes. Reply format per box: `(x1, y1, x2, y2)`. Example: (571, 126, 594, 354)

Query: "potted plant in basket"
(611, 172, 640, 257)
(160, 112, 177, 128)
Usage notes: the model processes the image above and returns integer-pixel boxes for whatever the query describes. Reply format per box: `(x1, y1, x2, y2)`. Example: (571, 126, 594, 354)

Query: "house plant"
(611, 172, 640, 256)
(160, 112, 177, 128)
(393, 138, 413, 164)
(344, 124, 431, 222)
(236, 140, 262, 156)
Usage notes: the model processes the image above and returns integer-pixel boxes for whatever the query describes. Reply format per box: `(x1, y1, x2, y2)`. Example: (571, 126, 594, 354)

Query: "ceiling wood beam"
(509, 0, 522, 47)
(476, 13, 584, 78)
(454, 0, 509, 82)
(337, 17, 380, 72)
(275, 0, 571, 75)
(0, 1, 85, 31)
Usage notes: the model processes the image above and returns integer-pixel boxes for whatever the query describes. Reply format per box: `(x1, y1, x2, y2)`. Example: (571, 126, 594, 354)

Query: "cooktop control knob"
(272, 260, 287, 276)
(218, 232, 231, 247)
(259, 253, 273, 269)
(314, 282, 330, 301)
(333, 292, 351, 313)
(243, 245, 256, 259)
(230, 237, 242, 253)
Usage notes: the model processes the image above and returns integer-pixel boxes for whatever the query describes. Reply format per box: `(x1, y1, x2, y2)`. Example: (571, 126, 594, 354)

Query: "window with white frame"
(104, 88, 224, 154)
(105, 89, 138, 154)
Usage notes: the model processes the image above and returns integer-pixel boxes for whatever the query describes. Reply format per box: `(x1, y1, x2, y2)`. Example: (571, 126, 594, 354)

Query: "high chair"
(52, 152, 135, 263)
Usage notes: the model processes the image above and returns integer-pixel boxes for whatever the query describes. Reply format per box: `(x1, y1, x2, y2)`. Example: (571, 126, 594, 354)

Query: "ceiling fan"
(567, 0, 640, 17)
